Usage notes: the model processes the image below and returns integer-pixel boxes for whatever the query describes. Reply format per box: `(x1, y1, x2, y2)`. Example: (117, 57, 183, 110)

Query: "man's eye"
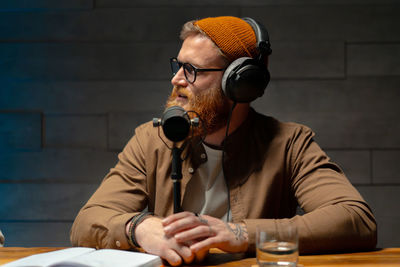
(184, 65, 194, 74)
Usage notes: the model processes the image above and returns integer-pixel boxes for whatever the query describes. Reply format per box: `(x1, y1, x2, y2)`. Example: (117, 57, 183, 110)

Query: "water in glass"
(257, 241, 298, 267)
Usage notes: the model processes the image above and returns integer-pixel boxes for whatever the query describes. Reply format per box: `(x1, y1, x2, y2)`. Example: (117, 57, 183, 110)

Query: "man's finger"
(164, 215, 201, 235)
(190, 236, 217, 253)
(174, 224, 214, 242)
(162, 211, 194, 226)
(175, 244, 195, 264)
(163, 249, 182, 266)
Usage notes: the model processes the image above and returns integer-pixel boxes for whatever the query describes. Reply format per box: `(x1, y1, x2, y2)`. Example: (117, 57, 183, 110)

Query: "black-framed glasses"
(170, 57, 225, 84)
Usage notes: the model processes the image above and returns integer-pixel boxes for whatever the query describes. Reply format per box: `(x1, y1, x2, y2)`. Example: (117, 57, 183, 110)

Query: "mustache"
(172, 86, 190, 97)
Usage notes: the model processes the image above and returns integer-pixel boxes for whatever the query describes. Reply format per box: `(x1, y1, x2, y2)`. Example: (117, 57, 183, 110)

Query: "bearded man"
(70, 16, 377, 266)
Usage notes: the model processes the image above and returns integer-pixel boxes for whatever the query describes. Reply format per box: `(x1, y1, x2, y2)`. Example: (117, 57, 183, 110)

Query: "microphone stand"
(153, 106, 200, 214)
(171, 145, 183, 213)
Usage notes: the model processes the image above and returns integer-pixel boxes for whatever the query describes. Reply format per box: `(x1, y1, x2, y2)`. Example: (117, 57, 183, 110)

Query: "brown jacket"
(70, 109, 377, 253)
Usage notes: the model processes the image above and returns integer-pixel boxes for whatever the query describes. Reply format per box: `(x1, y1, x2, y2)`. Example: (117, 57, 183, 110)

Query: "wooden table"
(1, 247, 399, 266)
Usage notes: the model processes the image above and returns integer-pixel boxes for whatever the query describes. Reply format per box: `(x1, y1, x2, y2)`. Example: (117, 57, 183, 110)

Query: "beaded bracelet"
(128, 211, 154, 248)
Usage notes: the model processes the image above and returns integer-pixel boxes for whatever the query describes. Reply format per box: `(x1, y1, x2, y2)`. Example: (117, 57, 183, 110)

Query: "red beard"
(165, 86, 231, 137)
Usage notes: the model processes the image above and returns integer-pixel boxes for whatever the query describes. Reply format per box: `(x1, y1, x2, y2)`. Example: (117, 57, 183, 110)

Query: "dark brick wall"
(1, 1, 399, 248)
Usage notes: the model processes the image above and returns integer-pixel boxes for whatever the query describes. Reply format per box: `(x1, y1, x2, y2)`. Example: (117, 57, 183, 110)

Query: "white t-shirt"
(182, 144, 231, 221)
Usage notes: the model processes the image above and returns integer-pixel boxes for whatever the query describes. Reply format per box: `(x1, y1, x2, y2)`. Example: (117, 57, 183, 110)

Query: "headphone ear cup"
(221, 57, 249, 98)
(222, 57, 270, 103)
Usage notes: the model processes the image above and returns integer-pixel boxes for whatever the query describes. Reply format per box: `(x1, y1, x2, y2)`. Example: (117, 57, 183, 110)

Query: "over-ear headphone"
(221, 17, 272, 103)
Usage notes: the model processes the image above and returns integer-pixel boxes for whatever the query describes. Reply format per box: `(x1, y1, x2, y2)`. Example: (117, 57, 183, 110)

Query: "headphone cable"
(222, 101, 237, 222)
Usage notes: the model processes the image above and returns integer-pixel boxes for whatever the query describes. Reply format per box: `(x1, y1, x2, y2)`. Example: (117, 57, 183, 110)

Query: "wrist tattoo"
(225, 222, 248, 241)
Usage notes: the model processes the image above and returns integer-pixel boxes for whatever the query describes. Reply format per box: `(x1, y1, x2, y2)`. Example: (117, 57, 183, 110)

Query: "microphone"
(153, 106, 200, 213)
(153, 106, 199, 142)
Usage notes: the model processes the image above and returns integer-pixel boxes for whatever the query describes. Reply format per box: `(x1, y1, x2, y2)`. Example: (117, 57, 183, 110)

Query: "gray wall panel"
(0, 149, 117, 182)
(270, 41, 344, 79)
(96, 0, 400, 7)
(372, 150, 400, 184)
(0, 222, 72, 247)
(253, 78, 400, 115)
(0, 81, 171, 113)
(0, 8, 238, 42)
(45, 114, 108, 148)
(108, 112, 158, 150)
(0, 112, 42, 150)
(244, 5, 400, 42)
(347, 43, 400, 77)
(0, 43, 178, 81)
(0, 183, 98, 220)
(7, 5, 399, 42)
(0, 0, 93, 10)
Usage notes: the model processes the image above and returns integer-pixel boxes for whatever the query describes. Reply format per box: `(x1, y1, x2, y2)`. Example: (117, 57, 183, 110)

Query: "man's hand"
(162, 211, 249, 256)
(126, 216, 195, 266)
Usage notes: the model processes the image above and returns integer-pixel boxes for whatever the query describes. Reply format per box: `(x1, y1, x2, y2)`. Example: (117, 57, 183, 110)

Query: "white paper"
(53, 249, 162, 267)
(1, 248, 162, 267)
(2, 248, 94, 267)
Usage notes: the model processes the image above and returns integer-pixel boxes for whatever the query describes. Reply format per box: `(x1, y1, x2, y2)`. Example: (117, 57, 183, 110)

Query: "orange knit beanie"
(194, 16, 258, 62)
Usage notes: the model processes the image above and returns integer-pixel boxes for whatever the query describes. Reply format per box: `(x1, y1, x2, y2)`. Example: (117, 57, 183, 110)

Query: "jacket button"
(201, 153, 207, 159)
(188, 167, 194, 174)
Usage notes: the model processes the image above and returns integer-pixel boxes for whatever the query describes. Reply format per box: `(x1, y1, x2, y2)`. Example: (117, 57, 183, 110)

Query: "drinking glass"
(256, 223, 298, 267)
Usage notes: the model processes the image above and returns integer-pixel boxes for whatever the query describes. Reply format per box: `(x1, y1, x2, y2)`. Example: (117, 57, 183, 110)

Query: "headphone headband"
(241, 17, 272, 59)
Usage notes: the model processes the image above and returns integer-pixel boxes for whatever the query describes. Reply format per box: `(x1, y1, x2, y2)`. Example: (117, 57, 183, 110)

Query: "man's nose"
(171, 67, 188, 87)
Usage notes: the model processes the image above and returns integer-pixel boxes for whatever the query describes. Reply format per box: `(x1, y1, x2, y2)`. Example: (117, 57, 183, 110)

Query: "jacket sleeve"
(244, 126, 377, 254)
(70, 129, 149, 250)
